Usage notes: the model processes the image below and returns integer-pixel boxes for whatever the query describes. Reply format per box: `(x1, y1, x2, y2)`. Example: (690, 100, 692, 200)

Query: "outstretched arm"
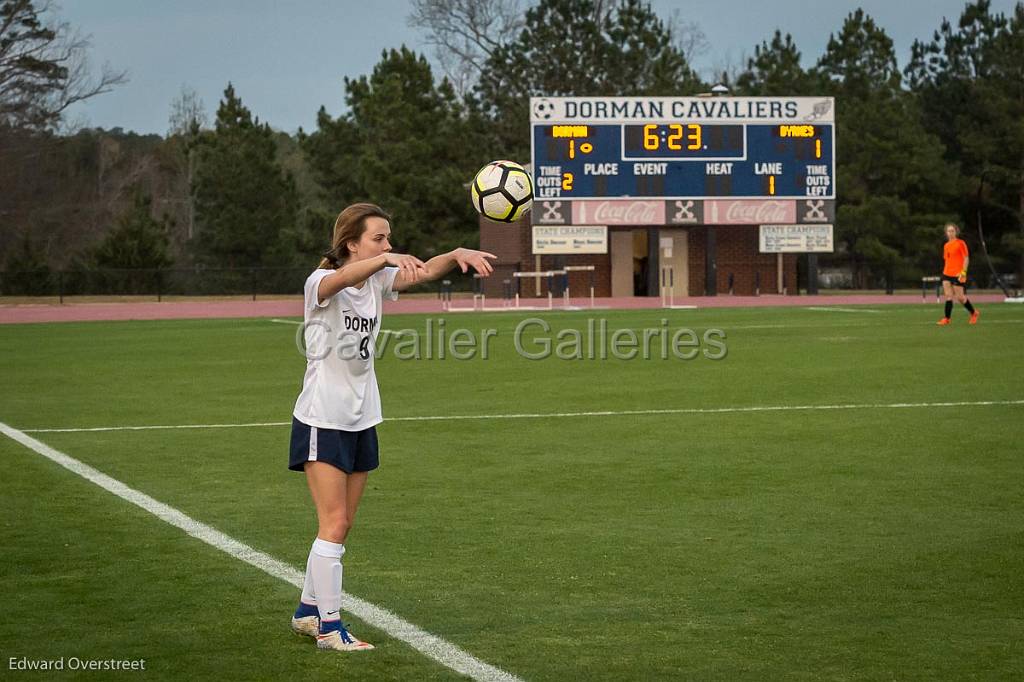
(318, 253, 427, 304)
(393, 248, 497, 291)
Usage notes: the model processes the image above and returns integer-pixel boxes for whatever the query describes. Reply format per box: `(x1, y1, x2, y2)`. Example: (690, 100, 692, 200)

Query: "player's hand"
(958, 270, 967, 284)
(453, 248, 497, 276)
(384, 252, 428, 283)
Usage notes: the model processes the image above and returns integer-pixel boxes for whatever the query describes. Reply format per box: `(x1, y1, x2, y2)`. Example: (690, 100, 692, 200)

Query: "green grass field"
(2, 304, 1022, 680)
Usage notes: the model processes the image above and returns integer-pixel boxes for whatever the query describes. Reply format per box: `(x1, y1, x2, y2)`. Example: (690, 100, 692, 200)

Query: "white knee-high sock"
(310, 538, 345, 630)
(300, 547, 317, 604)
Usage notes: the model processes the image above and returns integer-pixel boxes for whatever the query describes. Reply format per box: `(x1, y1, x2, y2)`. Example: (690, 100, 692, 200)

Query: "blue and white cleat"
(317, 624, 375, 652)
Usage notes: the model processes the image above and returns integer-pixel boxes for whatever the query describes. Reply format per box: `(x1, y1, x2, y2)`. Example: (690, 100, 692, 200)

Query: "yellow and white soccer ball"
(470, 160, 534, 223)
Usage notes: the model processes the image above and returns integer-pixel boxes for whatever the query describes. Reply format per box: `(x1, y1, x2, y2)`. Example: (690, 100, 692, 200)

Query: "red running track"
(0, 294, 1010, 324)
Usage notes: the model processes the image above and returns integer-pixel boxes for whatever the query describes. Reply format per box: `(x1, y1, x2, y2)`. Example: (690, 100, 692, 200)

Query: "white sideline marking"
(805, 306, 883, 314)
(21, 399, 1024, 433)
(272, 317, 1024, 336)
(25, 421, 293, 433)
(0, 422, 522, 682)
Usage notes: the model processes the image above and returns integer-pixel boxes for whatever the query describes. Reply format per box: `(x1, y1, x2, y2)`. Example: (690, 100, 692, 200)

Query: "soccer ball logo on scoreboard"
(532, 98, 556, 120)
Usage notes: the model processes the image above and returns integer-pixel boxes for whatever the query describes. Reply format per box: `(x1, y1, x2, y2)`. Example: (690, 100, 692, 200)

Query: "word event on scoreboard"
(530, 96, 835, 201)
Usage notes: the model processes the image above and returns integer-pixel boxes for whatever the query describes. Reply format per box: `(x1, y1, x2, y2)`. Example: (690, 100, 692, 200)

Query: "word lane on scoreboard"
(530, 96, 835, 201)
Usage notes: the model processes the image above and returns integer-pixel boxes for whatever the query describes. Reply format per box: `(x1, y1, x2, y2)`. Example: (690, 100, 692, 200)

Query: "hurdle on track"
(511, 270, 562, 310)
(440, 274, 488, 312)
(562, 265, 597, 309)
(438, 267, 601, 313)
(921, 275, 942, 302)
(660, 266, 697, 310)
(440, 274, 532, 312)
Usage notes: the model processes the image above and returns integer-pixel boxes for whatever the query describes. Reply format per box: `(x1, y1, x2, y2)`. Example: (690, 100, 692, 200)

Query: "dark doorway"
(632, 228, 648, 295)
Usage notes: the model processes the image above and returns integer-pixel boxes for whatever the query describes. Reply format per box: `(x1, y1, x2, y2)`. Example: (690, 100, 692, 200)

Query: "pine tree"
(302, 48, 482, 259)
(89, 191, 173, 269)
(815, 10, 958, 287)
(76, 190, 173, 295)
(474, 0, 703, 161)
(735, 31, 817, 96)
(1, 232, 52, 295)
(906, 1, 1024, 284)
(190, 84, 298, 268)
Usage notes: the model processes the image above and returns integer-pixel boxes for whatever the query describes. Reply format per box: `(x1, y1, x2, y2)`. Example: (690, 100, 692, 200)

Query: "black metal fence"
(1, 266, 1017, 301)
(0, 267, 307, 300)
(0, 267, 480, 300)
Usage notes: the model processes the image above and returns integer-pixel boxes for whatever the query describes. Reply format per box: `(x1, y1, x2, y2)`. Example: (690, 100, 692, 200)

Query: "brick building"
(479, 197, 830, 299)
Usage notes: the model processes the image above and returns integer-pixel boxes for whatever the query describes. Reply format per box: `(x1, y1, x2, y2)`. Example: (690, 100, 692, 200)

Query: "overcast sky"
(60, 0, 1019, 135)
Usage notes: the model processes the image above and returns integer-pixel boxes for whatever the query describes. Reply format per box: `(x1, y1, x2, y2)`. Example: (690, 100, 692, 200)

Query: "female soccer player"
(937, 223, 979, 326)
(288, 203, 496, 651)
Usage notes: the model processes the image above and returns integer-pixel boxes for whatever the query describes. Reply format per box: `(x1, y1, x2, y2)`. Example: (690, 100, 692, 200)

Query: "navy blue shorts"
(288, 417, 379, 473)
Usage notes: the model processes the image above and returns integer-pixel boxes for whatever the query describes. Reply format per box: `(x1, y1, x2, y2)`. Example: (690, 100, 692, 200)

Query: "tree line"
(1, 0, 1021, 293)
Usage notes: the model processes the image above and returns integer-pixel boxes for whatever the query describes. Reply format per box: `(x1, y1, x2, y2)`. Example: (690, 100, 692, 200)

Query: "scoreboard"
(530, 96, 835, 201)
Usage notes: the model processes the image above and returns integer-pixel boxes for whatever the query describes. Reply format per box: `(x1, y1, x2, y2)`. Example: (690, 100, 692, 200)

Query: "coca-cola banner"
(532, 199, 819, 226)
(705, 200, 796, 225)
(571, 200, 665, 226)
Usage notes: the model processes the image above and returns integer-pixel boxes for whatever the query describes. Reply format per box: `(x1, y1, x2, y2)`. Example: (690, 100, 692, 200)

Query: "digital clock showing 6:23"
(530, 98, 835, 201)
(622, 123, 744, 159)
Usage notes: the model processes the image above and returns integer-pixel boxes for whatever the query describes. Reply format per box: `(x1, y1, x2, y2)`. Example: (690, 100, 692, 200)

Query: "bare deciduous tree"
(165, 85, 207, 241)
(411, 0, 710, 95)
(408, 0, 525, 94)
(0, 0, 128, 131)
(168, 84, 207, 138)
(664, 11, 709, 66)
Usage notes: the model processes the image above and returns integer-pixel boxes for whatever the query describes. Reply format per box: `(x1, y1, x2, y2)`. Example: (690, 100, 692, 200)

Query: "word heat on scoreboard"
(530, 96, 835, 201)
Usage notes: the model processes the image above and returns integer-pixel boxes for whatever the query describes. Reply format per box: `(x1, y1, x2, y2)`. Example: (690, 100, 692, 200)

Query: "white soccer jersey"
(292, 266, 399, 431)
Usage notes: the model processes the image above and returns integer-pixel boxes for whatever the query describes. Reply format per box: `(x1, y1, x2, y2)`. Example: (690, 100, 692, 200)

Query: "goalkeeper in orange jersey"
(937, 223, 979, 325)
